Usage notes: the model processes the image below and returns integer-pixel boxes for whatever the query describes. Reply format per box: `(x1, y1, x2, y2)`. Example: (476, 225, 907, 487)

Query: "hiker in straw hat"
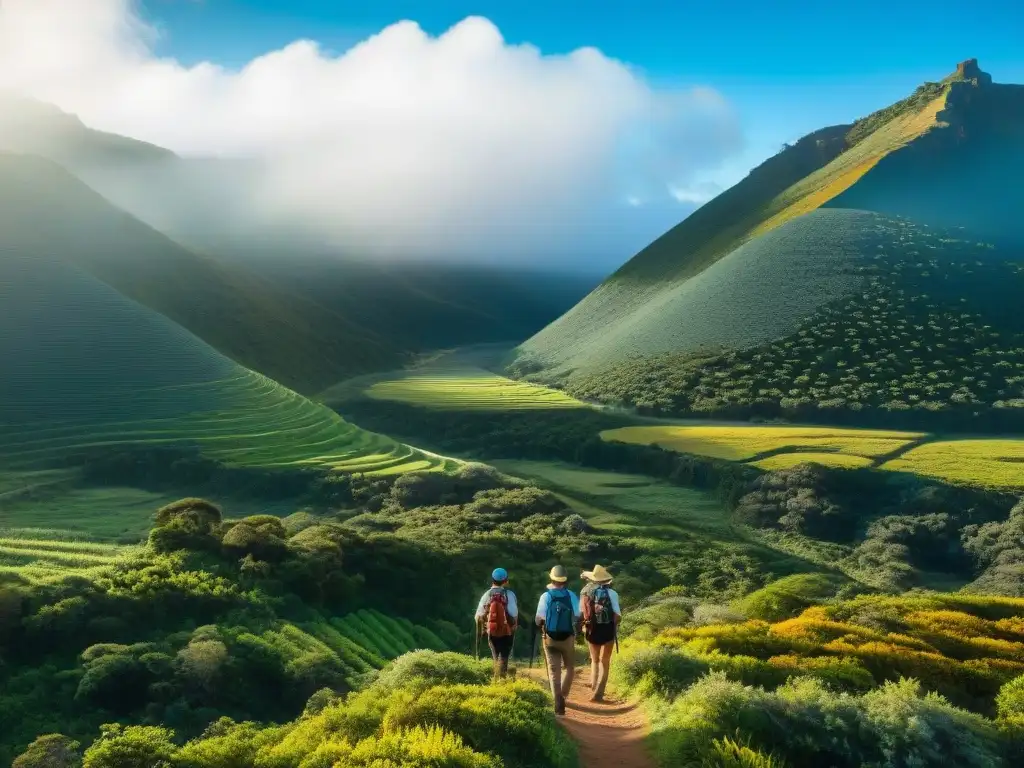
(580, 564, 622, 702)
(534, 564, 581, 715)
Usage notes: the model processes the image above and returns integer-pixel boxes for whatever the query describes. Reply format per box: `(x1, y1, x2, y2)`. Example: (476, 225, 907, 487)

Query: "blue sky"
(146, 0, 1024, 183)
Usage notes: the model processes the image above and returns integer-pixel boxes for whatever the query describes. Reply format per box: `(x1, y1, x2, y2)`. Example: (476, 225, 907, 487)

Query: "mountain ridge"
(515, 60, 1024, 431)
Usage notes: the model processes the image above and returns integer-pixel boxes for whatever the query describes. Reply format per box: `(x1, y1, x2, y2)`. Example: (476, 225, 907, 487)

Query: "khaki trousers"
(542, 635, 575, 711)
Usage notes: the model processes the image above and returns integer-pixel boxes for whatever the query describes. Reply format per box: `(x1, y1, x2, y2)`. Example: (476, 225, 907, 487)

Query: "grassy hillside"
(0, 152, 400, 395)
(515, 62, 1024, 433)
(0, 254, 446, 483)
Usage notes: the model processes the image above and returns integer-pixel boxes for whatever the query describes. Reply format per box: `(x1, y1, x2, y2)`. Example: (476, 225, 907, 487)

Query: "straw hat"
(581, 564, 613, 584)
(548, 565, 568, 583)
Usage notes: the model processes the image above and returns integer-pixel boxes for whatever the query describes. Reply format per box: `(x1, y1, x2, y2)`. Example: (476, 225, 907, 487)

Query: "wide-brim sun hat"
(549, 565, 568, 583)
(491, 567, 508, 581)
(582, 564, 613, 584)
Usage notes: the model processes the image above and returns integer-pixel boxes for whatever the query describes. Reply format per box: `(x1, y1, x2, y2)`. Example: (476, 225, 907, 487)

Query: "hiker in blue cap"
(474, 567, 518, 679)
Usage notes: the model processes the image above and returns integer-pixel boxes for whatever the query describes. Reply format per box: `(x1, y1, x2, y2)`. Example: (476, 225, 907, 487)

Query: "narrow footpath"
(523, 669, 654, 768)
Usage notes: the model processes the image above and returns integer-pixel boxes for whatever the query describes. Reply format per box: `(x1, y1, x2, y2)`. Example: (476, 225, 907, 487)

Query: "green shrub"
(997, 674, 1024, 720)
(383, 681, 574, 768)
(619, 594, 698, 638)
(652, 673, 1004, 768)
(702, 736, 788, 767)
(615, 645, 710, 698)
(13, 734, 82, 768)
(75, 654, 152, 713)
(347, 726, 498, 768)
(81, 725, 177, 768)
(736, 574, 840, 622)
(372, 651, 490, 694)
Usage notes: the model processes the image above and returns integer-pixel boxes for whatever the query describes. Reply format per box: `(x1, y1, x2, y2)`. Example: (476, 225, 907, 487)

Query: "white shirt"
(475, 587, 518, 619)
(535, 586, 581, 624)
(583, 585, 621, 616)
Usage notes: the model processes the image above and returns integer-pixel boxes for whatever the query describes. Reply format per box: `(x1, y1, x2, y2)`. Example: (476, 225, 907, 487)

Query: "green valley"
(2, 31, 1024, 768)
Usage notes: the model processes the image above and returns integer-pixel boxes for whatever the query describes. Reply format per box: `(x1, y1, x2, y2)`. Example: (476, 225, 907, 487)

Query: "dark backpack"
(588, 586, 614, 626)
(544, 589, 575, 640)
(485, 588, 514, 637)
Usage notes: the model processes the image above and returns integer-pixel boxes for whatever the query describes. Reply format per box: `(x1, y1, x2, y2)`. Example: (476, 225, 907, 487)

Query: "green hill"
(515, 60, 1024, 431)
(0, 152, 401, 395)
(0, 96, 595, 388)
(0, 252, 444, 476)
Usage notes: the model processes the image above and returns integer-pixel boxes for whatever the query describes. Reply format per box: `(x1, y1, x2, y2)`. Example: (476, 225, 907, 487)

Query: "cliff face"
(828, 61, 1024, 243)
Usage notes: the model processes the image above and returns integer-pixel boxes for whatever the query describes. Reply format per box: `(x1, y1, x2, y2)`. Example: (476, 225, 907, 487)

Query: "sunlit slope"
(0, 255, 443, 475)
(0, 152, 399, 394)
(364, 367, 587, 411)
(825, 81, 1024, 241)
(518, 62, 1022, 381)
(601, 425, 1024, 490)
(519, 209, 884, 376)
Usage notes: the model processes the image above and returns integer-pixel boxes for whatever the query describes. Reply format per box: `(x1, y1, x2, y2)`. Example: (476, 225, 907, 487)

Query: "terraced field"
(260, 609, 451, 690)
(363, 364, 586, 411)
(0, 527, 138, 584)
(601, 424, 921, 462)
(0, 255, 450, 477)
(881, 439, 1024, 489)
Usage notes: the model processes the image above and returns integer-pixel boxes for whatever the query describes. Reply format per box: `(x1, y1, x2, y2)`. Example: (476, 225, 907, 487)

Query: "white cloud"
(668, 180, 724, 205)
(0, 0, 743, 265)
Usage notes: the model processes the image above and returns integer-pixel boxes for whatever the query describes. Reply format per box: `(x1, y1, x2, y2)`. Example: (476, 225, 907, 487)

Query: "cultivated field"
(752, 452, 875, 470)
(882, 439, 1024, 490)
(600, 424, 1024, 490)
(0, 526, 139, 585)
(0, 257, 449, 477)
(363, 365, 586, 411)
(0, 371, 450, 476)
(601, 424, 921, 461)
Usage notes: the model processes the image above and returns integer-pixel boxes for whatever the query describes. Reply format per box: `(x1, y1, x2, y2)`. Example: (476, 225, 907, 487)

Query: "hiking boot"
(554, 697, 566, 716)
(588, 693, 604, 703)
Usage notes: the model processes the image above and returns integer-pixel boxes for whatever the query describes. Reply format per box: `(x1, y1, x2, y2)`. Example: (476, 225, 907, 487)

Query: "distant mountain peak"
(953, 58, 992, 86)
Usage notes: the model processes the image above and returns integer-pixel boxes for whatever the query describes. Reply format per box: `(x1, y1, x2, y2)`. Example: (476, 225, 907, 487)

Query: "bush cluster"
(613, 591, 1024, 766)
(14, 651, 576, 768)
(562, 222, 1024, 433)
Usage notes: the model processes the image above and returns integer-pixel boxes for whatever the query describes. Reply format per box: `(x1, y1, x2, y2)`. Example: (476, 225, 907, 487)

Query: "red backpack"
(485, 588, 514, 637)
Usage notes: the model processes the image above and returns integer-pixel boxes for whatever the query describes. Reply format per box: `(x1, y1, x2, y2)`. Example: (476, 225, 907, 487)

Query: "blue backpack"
(545, 588, 575, 640)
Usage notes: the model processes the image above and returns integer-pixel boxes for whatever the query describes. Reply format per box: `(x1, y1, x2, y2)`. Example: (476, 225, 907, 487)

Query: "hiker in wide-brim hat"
(534, 564, 580, 715)
(580, 564, 622, 702)
(581, 564, 614, 584)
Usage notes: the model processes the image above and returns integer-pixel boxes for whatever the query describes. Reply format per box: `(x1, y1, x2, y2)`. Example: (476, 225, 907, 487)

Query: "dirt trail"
(523, 669, 654, 768)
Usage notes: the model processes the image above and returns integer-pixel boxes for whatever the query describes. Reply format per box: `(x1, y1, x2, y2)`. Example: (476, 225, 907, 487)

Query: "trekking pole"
(529, 622, 537, 669)
(474, 619, 480, 660)
(614, 622, 620, 655)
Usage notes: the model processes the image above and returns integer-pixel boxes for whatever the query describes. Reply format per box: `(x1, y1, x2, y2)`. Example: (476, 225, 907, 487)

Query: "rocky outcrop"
(955, 58, 993, 86)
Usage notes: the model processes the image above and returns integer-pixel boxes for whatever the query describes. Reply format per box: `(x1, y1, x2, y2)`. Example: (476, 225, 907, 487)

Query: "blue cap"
(491, 567, 508, 581)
